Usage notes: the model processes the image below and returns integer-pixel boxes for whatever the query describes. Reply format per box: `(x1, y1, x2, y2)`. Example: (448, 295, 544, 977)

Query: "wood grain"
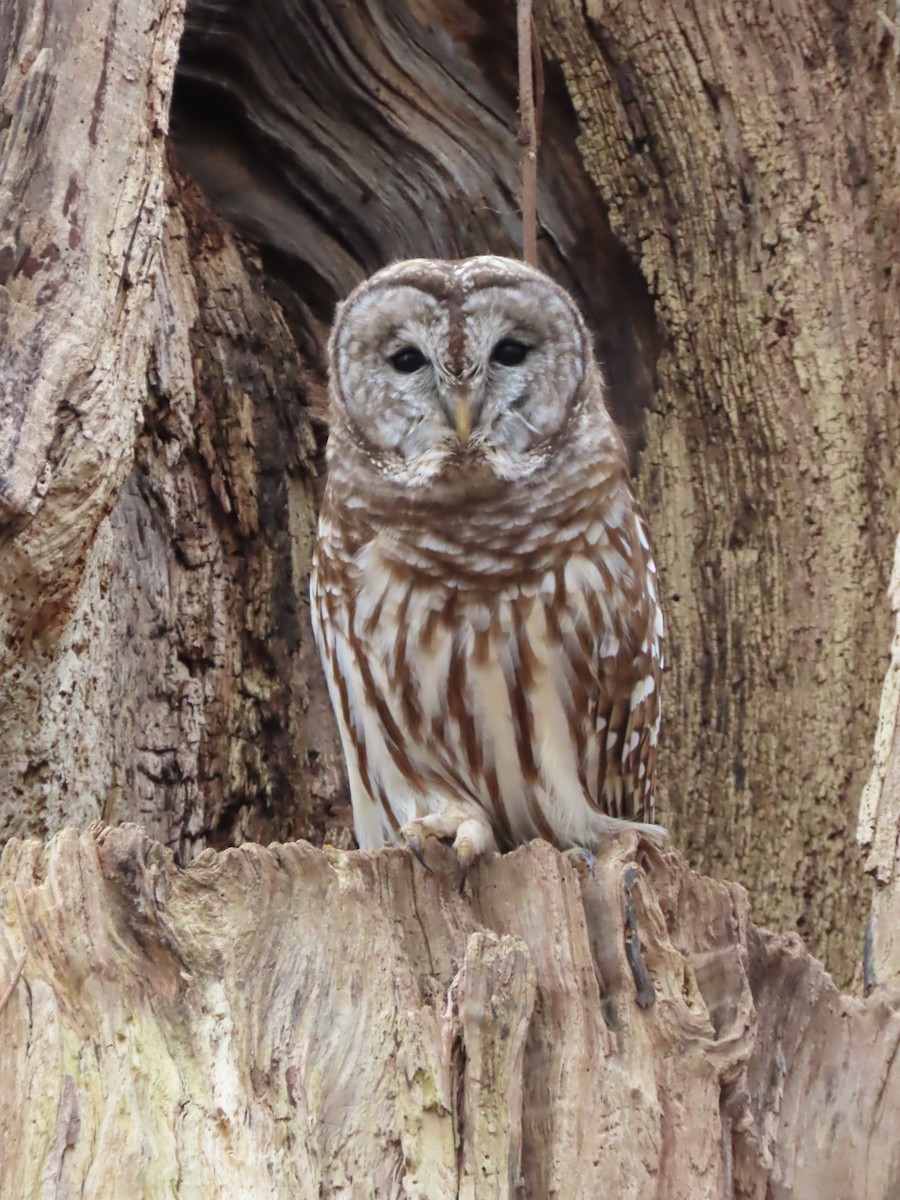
(1, 824, 897, 1198)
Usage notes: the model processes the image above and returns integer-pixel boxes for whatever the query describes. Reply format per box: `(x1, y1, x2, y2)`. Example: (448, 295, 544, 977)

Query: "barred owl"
(311, 256, 665, 880)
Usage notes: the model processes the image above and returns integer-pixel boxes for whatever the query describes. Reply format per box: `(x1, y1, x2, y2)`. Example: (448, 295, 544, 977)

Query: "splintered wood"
(1, 825, 897, 1199)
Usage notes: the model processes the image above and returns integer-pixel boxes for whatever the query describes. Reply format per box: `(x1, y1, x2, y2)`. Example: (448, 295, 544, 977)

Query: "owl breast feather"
(317, 522, 662, 849)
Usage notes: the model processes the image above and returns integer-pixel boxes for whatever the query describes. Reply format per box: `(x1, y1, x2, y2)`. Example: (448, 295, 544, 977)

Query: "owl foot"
(401, 811, 497, 893)
(563, 846, 596, 877)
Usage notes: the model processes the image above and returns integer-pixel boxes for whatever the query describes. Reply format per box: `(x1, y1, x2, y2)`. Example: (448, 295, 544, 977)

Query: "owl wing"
(590, 510, 663, 826)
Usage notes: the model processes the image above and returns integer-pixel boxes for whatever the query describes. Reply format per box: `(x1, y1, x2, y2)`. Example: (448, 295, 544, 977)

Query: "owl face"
(328, 256, 592, 486)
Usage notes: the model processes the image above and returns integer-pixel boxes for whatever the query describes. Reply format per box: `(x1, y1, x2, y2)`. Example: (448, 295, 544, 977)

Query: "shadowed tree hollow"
(0, 0, 898, 1196)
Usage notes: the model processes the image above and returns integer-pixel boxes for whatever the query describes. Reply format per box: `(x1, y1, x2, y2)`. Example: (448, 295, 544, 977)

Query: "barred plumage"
(311, 256, 664, 871)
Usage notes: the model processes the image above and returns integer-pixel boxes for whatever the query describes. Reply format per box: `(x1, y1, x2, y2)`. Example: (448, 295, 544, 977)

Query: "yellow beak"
(454, 396, 472, 446)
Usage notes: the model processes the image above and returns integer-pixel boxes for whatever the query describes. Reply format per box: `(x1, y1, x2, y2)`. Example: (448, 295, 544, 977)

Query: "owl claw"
(457, 849, 478, 894)
(401, 811, 497, 890)
(406, 834, 432, 872)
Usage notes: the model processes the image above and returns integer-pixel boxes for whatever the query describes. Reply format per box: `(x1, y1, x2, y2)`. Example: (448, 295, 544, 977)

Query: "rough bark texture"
(539, 0, 900, 994)
(0, 0, 348, 859)
(99, 179, 348, 857)
(0, 0, 186, 827)
(2, 824, 899, 1199)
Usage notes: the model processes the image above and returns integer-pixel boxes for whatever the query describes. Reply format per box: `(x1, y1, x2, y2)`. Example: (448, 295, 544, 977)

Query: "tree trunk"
(0, 0, 898, 1194)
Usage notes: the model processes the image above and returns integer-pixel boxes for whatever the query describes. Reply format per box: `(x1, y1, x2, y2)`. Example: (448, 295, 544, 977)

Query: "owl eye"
(490, 339, 530, 367)
(389, 346, 429, 373)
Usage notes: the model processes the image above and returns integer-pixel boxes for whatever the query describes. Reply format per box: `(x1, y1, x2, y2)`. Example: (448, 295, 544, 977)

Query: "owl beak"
(453, 396, 472, 446)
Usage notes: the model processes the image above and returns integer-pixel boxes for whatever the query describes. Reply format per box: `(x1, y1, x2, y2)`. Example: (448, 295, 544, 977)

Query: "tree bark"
(1, 0, 899, 1193)
(537, 0, 899, 987)
(1, 0, 348, 859)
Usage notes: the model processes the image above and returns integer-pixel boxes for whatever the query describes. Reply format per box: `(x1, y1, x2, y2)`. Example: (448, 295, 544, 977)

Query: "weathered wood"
(0, 0, 184, 638)
(97, 179, 345, 858)
(1, 824, 897, 1198)
(0, 0, 191, 838)
(1, 2, 899, 1194)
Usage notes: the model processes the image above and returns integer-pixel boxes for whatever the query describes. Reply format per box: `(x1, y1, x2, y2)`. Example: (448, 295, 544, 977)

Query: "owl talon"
(455, 837, 483, 893)
(406, 835, 432, 872)
(401, 812, 497, 889)
(457, 856, 471, 894)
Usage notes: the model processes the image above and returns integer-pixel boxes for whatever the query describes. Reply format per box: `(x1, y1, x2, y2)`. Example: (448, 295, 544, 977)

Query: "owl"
(311, 256, 665, 882)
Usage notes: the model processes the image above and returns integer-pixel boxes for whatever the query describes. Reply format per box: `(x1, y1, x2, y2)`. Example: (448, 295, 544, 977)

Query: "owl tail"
(587, 812, 669, 849)
(627, 819, 669, 849)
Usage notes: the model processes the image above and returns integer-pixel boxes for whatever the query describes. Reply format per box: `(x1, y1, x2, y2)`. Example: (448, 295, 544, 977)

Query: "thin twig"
(517, 0, 539, 265)
(0, 949, 27, 1016)
(531, 15, 544, 159)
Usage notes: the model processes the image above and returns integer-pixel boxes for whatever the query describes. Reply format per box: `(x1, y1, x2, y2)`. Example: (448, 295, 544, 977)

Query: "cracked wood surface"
(0, 825, 898, 1199)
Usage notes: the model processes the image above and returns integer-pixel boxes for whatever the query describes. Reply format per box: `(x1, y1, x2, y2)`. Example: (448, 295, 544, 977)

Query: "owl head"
(327, 255, 611, 489)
